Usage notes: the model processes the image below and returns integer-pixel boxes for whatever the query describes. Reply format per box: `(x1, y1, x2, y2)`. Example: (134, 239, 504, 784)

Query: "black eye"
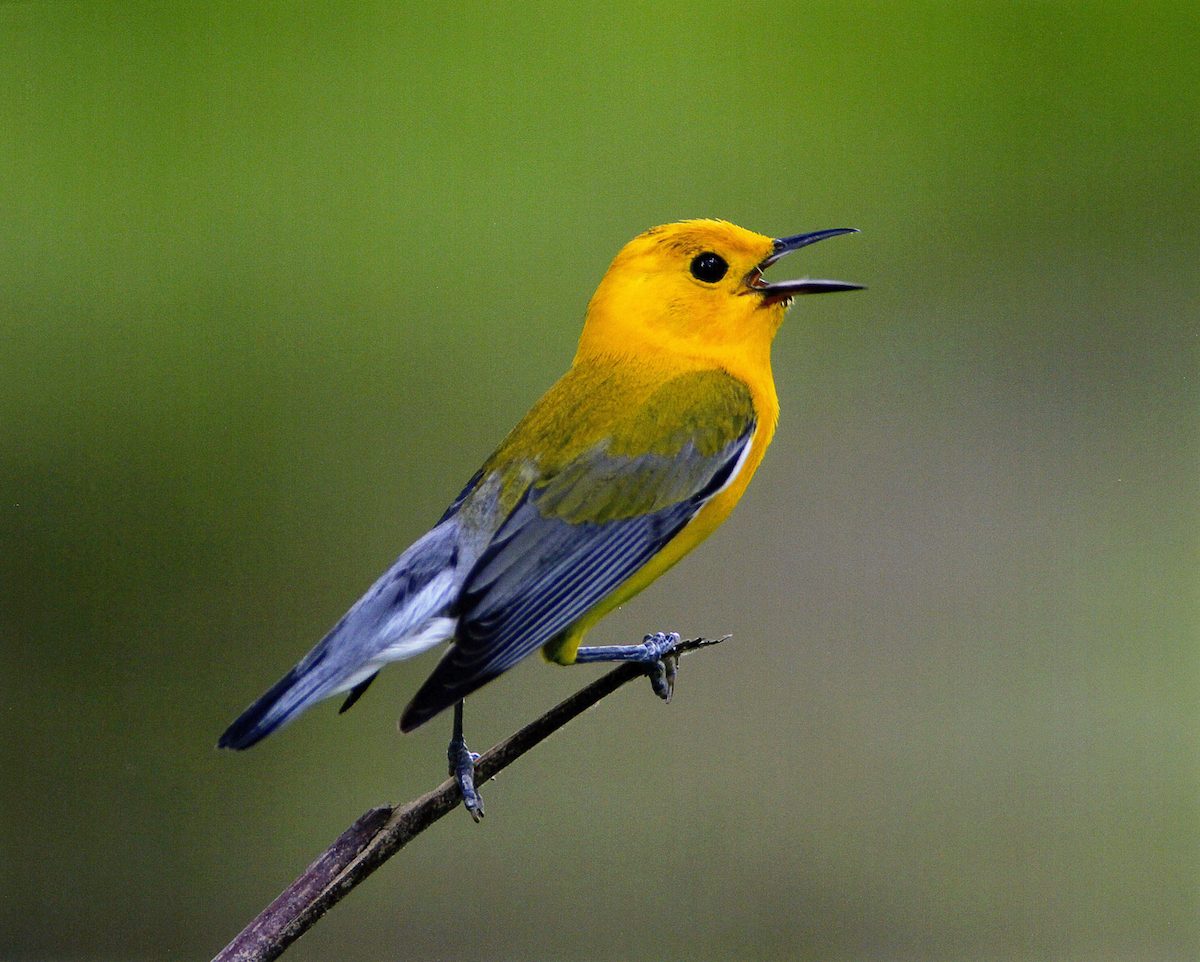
(689, 251, 728, 283)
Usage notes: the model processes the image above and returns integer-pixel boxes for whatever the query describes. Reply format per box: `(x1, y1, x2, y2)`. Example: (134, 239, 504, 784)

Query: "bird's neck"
(575, 329, 779, 437)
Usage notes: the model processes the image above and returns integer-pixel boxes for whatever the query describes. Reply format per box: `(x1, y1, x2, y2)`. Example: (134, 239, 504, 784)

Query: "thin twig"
(212, 635, 727, 962)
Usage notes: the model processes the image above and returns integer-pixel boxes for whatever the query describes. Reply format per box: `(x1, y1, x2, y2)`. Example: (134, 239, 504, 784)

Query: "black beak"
(750, 228, 863, 303)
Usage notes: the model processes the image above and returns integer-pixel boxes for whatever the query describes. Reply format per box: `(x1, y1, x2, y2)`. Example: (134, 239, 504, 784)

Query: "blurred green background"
(1, 2, 1196, 960)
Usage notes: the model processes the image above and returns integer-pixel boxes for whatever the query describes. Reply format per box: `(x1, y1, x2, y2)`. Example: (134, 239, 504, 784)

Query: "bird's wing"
(400, 368, 756, 729)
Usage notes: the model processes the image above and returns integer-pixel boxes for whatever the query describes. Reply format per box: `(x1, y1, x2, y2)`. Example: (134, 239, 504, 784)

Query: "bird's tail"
(217, 652, 333, 750)
(218, 518, 464, 750)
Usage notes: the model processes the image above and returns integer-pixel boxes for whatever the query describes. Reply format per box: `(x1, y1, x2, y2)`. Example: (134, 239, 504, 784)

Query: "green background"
(2, 2, 1196, 960)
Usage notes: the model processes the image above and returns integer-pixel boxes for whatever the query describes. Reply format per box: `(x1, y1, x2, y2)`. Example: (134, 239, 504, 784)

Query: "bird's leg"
(574, 631, 681, 702)
(447, 700, 484, 821)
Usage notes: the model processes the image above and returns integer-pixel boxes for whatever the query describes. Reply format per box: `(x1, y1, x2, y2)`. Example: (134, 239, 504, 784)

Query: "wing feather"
(399, 387, 755, 731)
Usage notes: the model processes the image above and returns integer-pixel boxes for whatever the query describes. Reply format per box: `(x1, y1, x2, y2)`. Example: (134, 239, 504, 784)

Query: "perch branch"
(212, 635, 727, 962)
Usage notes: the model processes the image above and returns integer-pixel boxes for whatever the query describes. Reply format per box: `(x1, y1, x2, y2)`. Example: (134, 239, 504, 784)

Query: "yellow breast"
(544, 367, 778, 664)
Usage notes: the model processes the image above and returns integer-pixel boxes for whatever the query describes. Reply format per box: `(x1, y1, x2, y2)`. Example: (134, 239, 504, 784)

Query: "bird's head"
(578, 219, 860, 369)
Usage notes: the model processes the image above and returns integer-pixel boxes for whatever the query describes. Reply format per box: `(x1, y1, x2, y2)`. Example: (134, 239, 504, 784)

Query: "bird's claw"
(448, 739, 485, 821)
(647, 653, 679, 702)
(643, 632, 680, 702)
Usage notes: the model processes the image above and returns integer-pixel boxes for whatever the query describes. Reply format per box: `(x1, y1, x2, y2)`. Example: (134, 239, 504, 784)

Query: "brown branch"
(212, 635, 727, 962)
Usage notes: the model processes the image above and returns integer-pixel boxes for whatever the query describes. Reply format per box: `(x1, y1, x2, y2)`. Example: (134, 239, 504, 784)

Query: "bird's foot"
(574, 630, 681, 702)
(642, 631, 680, 702)
(447, 736, 484, 821)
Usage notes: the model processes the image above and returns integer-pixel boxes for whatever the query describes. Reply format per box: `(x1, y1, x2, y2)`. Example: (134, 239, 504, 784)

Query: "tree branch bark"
(212, 635, 727, 962)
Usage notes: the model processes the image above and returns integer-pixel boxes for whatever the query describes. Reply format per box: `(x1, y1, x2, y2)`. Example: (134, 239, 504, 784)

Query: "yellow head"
(577, 219, 859, 370)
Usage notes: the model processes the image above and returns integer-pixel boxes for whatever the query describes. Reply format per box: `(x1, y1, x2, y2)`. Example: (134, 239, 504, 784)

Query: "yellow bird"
(219, 219, 860, 817)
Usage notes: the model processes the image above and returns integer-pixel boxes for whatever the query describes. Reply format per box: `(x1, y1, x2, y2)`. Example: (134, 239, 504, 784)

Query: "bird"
(218, 219, 860, 818)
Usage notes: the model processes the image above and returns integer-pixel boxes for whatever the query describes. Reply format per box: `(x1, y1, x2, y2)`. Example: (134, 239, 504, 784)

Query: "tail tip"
(216, 716, 268, 751)
(216, 664, 308, 750)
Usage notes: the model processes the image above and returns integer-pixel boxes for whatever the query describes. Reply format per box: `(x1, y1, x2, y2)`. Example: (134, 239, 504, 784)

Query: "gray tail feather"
(217, 657, 330, 750)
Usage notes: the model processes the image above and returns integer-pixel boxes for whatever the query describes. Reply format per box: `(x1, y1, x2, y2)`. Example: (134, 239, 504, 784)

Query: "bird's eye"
(689, 251, 728, 283)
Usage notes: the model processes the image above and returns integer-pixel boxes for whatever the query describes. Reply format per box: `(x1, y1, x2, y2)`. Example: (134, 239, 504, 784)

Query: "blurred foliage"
(1, 2, 1196, 960)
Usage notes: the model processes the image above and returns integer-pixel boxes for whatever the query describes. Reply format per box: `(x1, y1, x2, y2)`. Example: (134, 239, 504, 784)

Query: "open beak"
(748, 228, 863, 305)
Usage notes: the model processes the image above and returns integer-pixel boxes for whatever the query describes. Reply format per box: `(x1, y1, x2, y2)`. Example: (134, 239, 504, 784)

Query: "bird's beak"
(748, 228, 863, 305)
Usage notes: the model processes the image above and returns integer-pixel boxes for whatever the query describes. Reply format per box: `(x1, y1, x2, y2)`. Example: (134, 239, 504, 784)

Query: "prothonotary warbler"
(219, 219, 860, 818)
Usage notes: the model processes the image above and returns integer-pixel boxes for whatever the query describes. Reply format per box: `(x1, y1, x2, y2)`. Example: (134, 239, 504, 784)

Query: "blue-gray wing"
(399, 421, 754, 730)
